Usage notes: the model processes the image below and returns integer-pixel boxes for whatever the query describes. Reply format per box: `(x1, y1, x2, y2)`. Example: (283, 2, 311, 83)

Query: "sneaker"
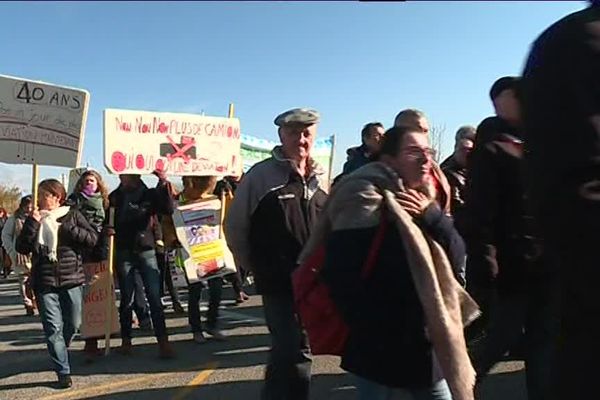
(57, 374, 72, 389)
(193, 331, 207, 344)
(205, 327, 226, 341)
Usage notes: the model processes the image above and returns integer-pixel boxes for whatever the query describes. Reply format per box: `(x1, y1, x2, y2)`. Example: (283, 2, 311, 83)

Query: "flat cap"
(274, 108, 320, 127)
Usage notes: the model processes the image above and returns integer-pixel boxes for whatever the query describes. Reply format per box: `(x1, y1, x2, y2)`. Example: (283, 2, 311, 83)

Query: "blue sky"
(0, 1, 587, 193)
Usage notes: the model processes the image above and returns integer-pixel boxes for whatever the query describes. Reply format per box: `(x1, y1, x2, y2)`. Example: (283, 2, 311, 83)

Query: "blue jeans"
(36, 286, 83, 376)
(133, 268, 151, 324)
(354, 376, 452, 400)
(117, 249, 167, 339)
(262, 293, 312, 400)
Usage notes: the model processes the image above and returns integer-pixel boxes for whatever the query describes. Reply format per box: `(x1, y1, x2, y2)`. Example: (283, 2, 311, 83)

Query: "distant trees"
(430, 123, 446, 163)
(0, 184, 23, 213)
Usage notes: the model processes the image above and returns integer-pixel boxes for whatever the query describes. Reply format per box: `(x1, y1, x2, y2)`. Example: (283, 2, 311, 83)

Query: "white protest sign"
(0, 75, 89, 167)
(103, 108, 242, 176)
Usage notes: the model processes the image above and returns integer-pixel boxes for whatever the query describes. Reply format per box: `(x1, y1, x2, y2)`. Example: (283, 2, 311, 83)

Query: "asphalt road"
(0, 277, 526, 400)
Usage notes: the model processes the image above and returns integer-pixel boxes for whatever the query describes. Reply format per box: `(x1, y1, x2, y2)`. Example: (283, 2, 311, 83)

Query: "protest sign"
(0, 75, 89, 168)
(241, 134, 335, 185)
(103, 108, 242, 176)
(81, 261, 119, 339)
(172, 198, 236, 284)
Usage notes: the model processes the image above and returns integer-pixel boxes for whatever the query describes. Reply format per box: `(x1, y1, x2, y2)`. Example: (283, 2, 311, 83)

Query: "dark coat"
(108, 181, 173, 253)
(441, 155, 468, 237)
(225, 148, 328, 295)
(322, 204, 466, 389)
(342, 144, 372, 175)
(465, 123, 539, 294)
(522, 5, 600, 226)
(16, 209, 98, 290)
(249, 172, 328, 294)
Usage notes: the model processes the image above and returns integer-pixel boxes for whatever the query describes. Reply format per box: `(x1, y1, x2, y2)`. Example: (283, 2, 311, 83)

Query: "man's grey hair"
(393, 109, 427, 129)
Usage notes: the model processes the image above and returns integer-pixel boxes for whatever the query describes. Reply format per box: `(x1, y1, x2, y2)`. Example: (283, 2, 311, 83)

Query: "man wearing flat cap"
(226, 108, 328, 400)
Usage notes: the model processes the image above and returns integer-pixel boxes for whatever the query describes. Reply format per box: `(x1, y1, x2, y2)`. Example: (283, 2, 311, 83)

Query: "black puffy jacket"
(16, 209, 99, 290)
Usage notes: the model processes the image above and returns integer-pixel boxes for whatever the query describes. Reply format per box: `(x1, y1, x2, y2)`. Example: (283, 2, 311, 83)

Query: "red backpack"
(292, 218, 387, 356)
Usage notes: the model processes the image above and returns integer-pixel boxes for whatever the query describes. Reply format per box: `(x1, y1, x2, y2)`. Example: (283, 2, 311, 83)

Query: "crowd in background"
(0, 3, 598, 399)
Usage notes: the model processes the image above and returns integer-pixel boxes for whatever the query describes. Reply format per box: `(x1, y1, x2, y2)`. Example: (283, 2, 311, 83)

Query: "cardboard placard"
(103, 108, 242, 176)
(81, 261, 119, 339)
(172, 198, 236, 283)
(0, 75, 89, 167)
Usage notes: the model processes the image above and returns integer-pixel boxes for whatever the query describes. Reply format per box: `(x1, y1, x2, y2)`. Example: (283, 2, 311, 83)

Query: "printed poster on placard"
(172, 198, 236, 284)
(81, 261, 119, 339)
(0, 74, 89, 167)
(103, 108, 242, 176)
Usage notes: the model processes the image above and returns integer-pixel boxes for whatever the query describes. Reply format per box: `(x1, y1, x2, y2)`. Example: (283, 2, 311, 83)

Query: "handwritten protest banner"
(172, 198, 236, 284)
(81, 261, 119, 339)
(0, 75, 89, 167)
(241, 134, 335, 185)
(104, 108, 242, 176)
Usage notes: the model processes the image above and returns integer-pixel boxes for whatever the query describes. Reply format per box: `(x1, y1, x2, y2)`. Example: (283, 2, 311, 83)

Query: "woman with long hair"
(16, 179, 98, 389)
(67, 170, 111, 362)
(69, 170, 109, 226)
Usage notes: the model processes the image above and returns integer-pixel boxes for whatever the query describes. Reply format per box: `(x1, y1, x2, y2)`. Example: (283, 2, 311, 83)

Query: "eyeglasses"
(402, 147, 436, 160)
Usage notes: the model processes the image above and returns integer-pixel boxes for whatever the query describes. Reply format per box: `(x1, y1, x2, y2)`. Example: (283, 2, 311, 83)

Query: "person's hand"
(31, 209, 41, 222)
(152, 168, 167, 182)
(105, 227, 116, 237)
(397, 189, 432, 218)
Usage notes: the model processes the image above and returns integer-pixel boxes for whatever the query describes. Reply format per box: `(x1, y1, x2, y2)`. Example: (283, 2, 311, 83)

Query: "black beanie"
(489, 76, 521, 101)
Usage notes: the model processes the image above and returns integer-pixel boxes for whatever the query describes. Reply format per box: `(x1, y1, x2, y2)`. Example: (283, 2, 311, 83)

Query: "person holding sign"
(225, 108, 329, 400)
(162, 175, 226, 343)
(16, 179, 99, 389)
(108, 170, 175, 358)
(66, 170, 112, 362)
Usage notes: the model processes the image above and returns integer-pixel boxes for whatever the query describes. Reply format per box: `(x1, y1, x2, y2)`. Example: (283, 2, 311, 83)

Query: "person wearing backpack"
(300, 126, 477, 400)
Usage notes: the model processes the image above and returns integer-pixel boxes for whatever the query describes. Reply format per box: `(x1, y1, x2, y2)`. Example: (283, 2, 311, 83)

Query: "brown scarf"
(300, 162, 479, 400)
